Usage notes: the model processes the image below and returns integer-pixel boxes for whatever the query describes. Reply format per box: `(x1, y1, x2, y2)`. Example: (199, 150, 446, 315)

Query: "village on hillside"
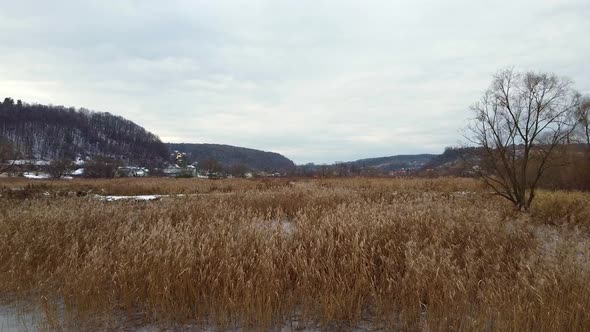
(0, 150, 287, 180)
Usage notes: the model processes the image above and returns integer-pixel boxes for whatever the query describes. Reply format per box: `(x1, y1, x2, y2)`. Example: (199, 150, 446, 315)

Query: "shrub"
(531, 191, 590, 228)
(84, 156, 122, 178)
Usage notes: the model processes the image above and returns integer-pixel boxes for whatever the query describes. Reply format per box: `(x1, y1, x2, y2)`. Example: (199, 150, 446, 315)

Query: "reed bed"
(0, 177, 291, 197)
(0, 178, 589, 331)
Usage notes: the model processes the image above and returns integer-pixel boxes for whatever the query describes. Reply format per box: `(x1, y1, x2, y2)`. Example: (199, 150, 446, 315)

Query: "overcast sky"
(1, 0, 589, 163)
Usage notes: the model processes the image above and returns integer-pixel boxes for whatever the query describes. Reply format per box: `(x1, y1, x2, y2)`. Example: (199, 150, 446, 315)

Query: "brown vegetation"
(0, 177, 589, 330)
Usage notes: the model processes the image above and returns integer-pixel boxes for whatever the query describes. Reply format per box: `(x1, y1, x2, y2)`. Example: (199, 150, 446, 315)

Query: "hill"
(0, 97, 169, 166)
(167, 143, 295, 172)
(347, 154, 436, 171)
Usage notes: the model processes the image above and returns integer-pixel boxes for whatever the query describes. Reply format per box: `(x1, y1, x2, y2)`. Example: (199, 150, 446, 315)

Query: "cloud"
(1, 0, 589, 163)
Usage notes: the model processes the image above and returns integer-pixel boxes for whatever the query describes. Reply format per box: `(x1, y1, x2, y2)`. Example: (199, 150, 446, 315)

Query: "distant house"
(388, 169, 409, 177)
(254, 171, 282, 178)
(115, 166, 148, 177)
(163, 165, 181, 177)
(163, 164, 197, 177)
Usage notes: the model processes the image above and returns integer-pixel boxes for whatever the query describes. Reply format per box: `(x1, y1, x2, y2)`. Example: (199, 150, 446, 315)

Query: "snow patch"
(71, 168, 85, 175)
(8, 160, 50, 166)
(23, 172, 51, 179)
(95, 195, 164, 202)
(93, 194, 196, 202)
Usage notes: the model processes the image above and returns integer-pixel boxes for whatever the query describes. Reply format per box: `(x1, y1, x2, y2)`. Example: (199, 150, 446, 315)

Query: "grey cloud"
(1, 0, 589, 163)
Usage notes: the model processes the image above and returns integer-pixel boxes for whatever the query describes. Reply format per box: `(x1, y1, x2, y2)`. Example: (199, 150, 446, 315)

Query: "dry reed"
(0, 177, 589, 331)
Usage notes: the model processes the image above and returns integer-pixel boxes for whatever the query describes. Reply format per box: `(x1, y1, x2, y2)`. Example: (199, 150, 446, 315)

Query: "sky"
(1, 0, 589, 164)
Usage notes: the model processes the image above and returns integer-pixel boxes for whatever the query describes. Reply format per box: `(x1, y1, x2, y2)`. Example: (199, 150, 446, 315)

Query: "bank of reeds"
(0, 178, 589, 330)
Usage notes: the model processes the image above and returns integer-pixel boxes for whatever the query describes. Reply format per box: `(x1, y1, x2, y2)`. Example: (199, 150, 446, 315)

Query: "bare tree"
(576, 95, 590, 146)
(46, 159, 75, 179)
(228, 164, 250, 178)
(0, 140, 18, 174)
(465, 69, 579, 211)
(84, 156, 122, 178)
(202, 158, 223, 178)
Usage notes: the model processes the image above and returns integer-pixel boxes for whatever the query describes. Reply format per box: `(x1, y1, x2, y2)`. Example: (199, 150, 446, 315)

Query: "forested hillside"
(0, 97, 169, 166)
(347, 154, 436, 171)
(167, 143, 296, 172)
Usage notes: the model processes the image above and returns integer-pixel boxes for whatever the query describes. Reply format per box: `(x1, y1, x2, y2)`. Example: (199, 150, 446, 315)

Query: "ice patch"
(254, 218, 297, 235)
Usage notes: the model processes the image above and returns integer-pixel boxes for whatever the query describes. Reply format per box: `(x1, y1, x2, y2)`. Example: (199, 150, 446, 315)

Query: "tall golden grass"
(0, 177, 589, 330)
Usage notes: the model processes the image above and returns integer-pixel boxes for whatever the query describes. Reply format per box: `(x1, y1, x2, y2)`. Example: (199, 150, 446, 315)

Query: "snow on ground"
(23, 172, 51, 179)
(7, 160, 50, 166)
(93, 194, 222, 202)
(71, 168, 84, 175)
(94, 195, 165, 202)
